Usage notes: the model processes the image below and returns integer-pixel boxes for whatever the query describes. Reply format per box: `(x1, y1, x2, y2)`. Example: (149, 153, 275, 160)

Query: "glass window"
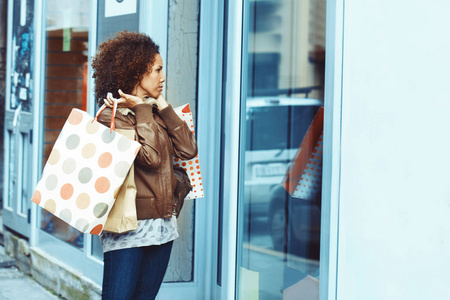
(237, 0, 326, 299)
(163, 0, 200, 283)
(39, 0, 90, 250)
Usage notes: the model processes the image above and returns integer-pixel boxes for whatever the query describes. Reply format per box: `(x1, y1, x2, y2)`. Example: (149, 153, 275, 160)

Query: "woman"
(91, 31, 198, 299)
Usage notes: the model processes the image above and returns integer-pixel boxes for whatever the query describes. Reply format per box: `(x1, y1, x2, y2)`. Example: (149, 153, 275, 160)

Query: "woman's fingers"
(105, 90, 144, 109)
(118, 89, 143, 108)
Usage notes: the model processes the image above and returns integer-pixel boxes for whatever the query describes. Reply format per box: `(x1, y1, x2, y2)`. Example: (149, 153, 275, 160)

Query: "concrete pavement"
(0, 245, 61, 300)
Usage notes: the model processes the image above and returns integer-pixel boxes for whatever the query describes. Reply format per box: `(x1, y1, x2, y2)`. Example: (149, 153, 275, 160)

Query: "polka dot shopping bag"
(173, 104, 204, 199)
(281, 107, 323, 201)
(31, 105, 141, 235)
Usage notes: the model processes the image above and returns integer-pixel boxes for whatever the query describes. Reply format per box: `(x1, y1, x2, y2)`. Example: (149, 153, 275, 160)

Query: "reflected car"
(244, 96, 322, 259)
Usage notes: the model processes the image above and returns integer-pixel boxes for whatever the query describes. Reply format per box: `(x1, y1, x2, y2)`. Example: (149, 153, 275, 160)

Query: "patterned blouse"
(100, 216, 178, 252)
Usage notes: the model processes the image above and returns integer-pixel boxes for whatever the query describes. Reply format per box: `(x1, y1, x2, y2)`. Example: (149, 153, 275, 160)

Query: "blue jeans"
(102, 241, 173, 300)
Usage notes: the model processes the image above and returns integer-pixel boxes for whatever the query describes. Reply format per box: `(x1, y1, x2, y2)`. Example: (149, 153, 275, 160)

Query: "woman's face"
(135, 53, 165, 99)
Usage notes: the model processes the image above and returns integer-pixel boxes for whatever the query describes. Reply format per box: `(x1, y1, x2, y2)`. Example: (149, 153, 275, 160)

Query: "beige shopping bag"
(31, 105, 141, 235)
(103, 129, 138, 233)
(173, 104, 204, 199)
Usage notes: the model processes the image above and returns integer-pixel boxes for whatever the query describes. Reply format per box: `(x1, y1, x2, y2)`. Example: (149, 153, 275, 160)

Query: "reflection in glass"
(7, 130, 14, 208)
(39, 0, 90, 250)
(91, 235, 103, 259)
(20, 132, 29, 215)
(237, 0, 326, 299)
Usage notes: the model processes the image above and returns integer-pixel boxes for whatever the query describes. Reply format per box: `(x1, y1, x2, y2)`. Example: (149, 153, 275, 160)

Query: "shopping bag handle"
(93, 100, 118, 133)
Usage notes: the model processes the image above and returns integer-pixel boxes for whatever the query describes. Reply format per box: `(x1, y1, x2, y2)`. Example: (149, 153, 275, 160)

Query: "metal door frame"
(218, 0, 345, 299)
(2, 0, 36, 238)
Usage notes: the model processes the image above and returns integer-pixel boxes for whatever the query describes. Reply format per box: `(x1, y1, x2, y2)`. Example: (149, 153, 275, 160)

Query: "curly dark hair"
(91, 31, 160, 106)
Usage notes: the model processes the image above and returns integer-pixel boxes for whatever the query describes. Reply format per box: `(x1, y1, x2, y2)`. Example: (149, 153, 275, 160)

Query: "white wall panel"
(338, 1, 450, 299)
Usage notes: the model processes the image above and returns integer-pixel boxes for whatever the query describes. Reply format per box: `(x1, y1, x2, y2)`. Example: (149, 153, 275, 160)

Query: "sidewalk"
(0, 245, 61, 300)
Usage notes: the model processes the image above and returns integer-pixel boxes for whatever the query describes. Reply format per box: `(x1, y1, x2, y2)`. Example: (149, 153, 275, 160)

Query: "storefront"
(3, 0, 342, 298)
(2, 0, 212, 298)
(9, 0, 450, 300)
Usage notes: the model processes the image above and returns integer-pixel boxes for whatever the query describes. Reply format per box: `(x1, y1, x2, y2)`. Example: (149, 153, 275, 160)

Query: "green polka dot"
(78, 167, 93, 184)
(45, 174, 58, 190)
(102, 129, 116, 144)
(62, 158, 76, 174)
(114, 161, 130, 178)
(75, 219, 89, 232)
(93, 202, 109, 218)
(117, 135, 132, 152)
(59, 209, 72, 223)
(66, 134, 80, 150)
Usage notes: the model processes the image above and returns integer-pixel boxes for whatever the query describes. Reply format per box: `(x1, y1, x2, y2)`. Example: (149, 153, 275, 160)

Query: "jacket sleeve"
(158, 105, 198, 160)
(130, 103, 163, 168)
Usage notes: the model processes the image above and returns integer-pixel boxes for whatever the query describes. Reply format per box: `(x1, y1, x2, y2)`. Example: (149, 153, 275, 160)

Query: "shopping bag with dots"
(173, 104, 204, 199)
(281, 107, 324, 201)
(31, 106, 141, 235)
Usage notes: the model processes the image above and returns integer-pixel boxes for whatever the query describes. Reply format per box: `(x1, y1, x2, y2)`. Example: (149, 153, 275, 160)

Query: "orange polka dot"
(192, 178, 195, 181)
(182, 104, 191, 113)
(190, 167, 193, 170)
(182, 162, 186, 166)
(189, 161, 193, 165)
(184, 168, 188, 171)
(95, 177, 110, 194)
(90, 224, 103, 235)
(191, 173, 194, 176)
(31, 190, 41, 205)
(197, 171, 200, 174)
(60, 184, 74, 200)
(98, 152, 113, 168)
(195, 159, 199, 163)
(196, 166, 200, 169)
(200, 183, 202, 186)
(68, 110, 83, 125)
(199, 177, 202, 180)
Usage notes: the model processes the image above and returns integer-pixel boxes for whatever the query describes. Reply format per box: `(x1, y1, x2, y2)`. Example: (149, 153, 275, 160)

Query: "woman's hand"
(156, 93, 168, 111)
(103, 89, 144, 109)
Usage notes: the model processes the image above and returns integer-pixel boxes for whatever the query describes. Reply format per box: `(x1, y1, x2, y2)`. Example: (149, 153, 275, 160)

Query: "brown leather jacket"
(98, 103, 198, 219)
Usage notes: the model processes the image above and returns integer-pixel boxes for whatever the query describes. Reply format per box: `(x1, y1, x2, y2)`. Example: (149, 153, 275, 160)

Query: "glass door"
(3, 0, 35, 238)
(236, 0, 327, 299)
